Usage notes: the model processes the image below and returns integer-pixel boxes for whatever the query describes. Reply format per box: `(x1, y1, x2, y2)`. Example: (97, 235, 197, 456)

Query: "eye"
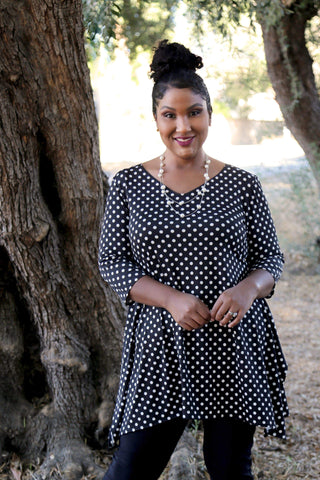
(163, 112, 176, 119)
(189, 109, 202, 117)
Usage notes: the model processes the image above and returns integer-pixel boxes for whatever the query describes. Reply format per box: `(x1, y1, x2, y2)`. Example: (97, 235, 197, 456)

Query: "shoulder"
(223, 164, 259, 185)
(222, 165, 265, 204)
(109, 164, 143, 188)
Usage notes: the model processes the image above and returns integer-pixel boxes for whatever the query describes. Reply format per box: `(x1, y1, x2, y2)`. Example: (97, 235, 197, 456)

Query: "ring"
(228, 311, 238, 318)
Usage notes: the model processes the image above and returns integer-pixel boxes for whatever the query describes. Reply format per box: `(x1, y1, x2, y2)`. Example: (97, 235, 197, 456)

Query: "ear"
(154, 114, 159, 131)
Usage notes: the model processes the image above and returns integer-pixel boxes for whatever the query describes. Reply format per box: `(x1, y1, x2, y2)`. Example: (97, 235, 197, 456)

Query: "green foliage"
(118, 0, 178, 59)
(255, 0, 286, 29)
(188, 419, 202, 434)
(82, 0, 320, 65)
(256, 0, 320, 29)
(180, 0, 319, 118)
(217, 46, 271, 118)
(306, 15, 320, 91)
(82, 0, 179, 59)
(211, 99, 231, 117)
(83, 0, 121, 56)
(182, 0, 320, 41)
(183, 0, 255, 39)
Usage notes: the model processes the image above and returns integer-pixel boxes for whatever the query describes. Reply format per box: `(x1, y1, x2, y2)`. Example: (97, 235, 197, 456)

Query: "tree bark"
(259, 4, 320, 191)
(0, 1, 124, 478)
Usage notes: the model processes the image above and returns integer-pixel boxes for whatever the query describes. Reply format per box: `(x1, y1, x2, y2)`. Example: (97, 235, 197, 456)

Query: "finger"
(215, 304, 234, 322)
(228, 317, 241, 328)
(192, 314, 209, 327)
(219, 310, 238, 326)
(227, 311, 245, 328)
(184, 324, 194, 331)
(210, 298, 224, 320)
(179, 320, 194, 331)
(196, 304, 211, 323)
(190, 308, 212, 328)
(180, 317, 203, 331)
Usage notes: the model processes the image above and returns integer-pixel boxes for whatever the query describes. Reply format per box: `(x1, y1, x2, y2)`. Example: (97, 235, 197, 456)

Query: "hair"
(150, 39, 212, 118)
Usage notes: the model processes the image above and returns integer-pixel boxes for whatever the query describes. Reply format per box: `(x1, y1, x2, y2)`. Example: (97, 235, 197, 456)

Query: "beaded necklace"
(158, 154, 211, 218)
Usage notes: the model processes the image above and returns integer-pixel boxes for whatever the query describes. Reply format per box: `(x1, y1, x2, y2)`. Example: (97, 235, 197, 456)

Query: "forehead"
(157, 87, 206, 110)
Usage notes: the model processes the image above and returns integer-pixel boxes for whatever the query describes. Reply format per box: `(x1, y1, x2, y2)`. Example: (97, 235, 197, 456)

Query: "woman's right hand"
(165, 290, 211, 331)
(129, 276, 210, 331)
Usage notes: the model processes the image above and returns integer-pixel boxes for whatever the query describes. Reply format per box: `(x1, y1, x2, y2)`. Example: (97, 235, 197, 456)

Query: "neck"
(163, 151, 206, 170)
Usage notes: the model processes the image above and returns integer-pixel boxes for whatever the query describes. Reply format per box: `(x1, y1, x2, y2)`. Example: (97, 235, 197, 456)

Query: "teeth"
(176, 138, 191, 142)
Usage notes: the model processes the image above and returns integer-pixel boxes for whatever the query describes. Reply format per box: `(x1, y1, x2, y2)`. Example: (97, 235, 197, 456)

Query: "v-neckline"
(139, 163, 227, 196)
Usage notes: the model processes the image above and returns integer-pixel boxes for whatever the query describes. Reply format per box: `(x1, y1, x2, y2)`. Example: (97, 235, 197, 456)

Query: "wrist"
(163, 287, 183, 312)
(240, 277, 259, 299)
(243, 270, 274, 299)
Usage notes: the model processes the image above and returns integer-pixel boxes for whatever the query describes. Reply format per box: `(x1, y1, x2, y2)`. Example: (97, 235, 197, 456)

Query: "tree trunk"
(0, 1, 124, 478)
(259, 5, 320, 191)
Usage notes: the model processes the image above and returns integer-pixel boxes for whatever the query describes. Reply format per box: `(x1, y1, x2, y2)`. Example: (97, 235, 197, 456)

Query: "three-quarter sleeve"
(243, 175, 284, 295)
(98, 171, 146, 304)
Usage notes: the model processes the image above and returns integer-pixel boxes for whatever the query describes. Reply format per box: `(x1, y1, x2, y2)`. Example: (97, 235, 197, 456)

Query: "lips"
(174, 136, 194, 146)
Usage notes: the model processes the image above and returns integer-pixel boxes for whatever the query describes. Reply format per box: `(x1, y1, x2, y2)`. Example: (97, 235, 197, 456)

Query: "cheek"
(160, 132, 172, 145)
(158, 123, 172, 137)
(199, 120, 210, 134)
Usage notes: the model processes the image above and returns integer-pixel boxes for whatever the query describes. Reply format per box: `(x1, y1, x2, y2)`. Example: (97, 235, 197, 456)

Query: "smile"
(174, 136, 194, 146)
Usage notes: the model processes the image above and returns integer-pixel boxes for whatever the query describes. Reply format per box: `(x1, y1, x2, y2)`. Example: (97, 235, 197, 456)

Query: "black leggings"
(103, 418, 255, 480)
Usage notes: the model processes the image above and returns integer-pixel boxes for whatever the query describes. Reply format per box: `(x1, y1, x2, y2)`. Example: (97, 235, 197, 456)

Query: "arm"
(211, 175, 283, 328)
(210, 269, 274, 328)
(129, 276, 211, 331)
(98, 171, 146, 304)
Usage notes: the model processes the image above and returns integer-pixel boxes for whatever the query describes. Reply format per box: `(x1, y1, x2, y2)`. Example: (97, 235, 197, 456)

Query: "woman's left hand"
(210, 270, 275, 328)
(210, 282, 257, 328)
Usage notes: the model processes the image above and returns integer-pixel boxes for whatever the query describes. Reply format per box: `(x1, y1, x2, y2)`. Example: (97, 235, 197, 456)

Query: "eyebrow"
(160, 103, 204, 111)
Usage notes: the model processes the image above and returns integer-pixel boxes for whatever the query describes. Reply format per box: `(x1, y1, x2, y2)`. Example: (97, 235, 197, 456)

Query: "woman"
(99, 39, 288, 480)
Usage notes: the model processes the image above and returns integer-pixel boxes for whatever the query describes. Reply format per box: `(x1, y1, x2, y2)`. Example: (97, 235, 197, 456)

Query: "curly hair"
(150, 40, 212, 118)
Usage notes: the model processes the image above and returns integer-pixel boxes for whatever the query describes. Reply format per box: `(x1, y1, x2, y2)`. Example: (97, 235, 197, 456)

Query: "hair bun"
(150, 39, 203, 83)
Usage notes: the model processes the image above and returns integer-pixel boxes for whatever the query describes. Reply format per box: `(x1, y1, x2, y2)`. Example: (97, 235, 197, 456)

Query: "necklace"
(158, 154, 211, 218)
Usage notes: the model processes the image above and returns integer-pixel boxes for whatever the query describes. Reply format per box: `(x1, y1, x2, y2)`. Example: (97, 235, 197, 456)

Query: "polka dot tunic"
(99, 163, 289, 448)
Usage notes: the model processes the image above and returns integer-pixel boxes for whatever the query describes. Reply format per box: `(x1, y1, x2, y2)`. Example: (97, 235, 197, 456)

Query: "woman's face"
(154, 87, 211, 161)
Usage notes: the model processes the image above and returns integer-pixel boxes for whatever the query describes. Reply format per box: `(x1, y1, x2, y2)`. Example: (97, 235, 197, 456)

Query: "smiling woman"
(98, 39, 288, 480)
(155, 88, 210, 164)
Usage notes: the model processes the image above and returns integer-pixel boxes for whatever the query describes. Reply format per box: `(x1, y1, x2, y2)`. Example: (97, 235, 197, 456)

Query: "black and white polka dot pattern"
(99, 164, 288, 448)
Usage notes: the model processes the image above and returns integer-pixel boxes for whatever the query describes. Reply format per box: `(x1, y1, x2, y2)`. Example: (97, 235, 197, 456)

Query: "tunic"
(98, 163, 289, 448)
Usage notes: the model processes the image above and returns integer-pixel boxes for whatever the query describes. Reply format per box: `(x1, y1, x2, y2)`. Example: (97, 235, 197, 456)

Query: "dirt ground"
(249, 164, 320, 480)
(251, 268, 320, 480)
(1, 153, 320, 480)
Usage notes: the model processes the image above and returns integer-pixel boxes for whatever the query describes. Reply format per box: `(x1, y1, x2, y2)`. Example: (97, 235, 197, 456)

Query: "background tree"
(183, 0, 320, 189)
(259, 0, 320, 189)
(98, 0, 320, 189)
(0, 1, 183, 478)
(213, 35, 272, 119)
(1, 0, 319, 478)
(83, 0, 179, 59)
(0, 1, 125, 478)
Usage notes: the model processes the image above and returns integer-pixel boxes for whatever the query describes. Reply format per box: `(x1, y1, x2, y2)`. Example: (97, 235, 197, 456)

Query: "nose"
(176, 115, 191, 133)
